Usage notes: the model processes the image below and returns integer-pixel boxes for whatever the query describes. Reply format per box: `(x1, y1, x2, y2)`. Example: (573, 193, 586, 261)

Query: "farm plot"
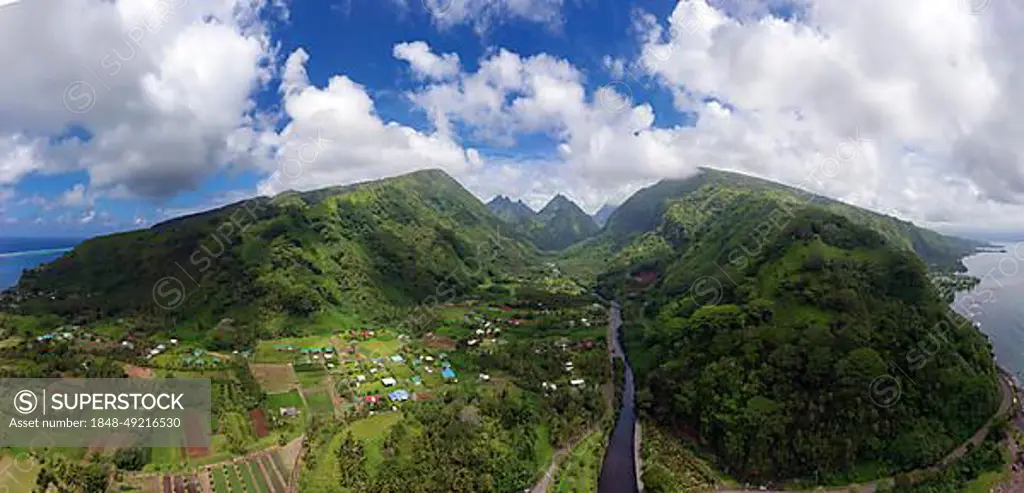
(304, 388, 334, 416)
(249, 364, 299, 394)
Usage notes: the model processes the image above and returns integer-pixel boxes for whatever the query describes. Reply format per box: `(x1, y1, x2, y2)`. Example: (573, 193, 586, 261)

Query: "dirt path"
(531, 428, 599, 493)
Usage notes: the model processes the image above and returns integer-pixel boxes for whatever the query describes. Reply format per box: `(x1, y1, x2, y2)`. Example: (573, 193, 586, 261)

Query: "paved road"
(717, 374, 1014, 493)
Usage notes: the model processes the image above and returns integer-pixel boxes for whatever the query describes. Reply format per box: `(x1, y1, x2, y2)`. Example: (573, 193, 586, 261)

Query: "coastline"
(952, 245, 1024, 392)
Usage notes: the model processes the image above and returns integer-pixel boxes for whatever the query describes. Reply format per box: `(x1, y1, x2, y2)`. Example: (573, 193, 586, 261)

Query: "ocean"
(0, 237, 80, 290)
(953, 243, 1024, 381)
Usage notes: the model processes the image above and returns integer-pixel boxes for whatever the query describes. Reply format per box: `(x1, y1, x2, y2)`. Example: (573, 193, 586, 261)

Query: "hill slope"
(486, 195, 536, 224)
(591, 183, 999, 483)
(488, 194, 600, 251)
(530, 195, 600, 250)
(594, 168, 981, 272)
(5, 170, 535, 333)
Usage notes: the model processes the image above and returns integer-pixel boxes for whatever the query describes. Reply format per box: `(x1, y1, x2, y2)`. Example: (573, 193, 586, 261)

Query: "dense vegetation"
(488, 194, 600, 251)
(3, 170, 536, 339)
(584, 182, 1000, 482)
(878, 425, 1006, 493)
(593, 168, 982, 272)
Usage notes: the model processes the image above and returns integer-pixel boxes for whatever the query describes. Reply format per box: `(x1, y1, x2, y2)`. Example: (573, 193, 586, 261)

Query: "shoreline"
(0, 247, 72, 259)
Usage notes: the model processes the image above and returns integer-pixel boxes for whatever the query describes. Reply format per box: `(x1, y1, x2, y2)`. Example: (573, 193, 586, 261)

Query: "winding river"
(597, 302, 640, 493)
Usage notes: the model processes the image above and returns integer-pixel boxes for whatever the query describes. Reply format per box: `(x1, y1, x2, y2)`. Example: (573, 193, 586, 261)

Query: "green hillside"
(598, 168, 981, 272)
(486, 195, 536, 224)
(589, 183, 999, 483)
(488, 194, 600, 251)
(4, 169, 535, 334)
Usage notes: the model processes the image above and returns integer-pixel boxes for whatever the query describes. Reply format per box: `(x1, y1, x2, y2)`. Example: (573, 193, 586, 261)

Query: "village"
(7, 284, 611, 493)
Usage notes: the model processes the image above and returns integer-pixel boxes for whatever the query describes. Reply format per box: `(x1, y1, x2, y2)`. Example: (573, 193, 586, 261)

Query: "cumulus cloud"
(0, 0, 277, 199)
(622, 0, 1024, 228)
(255, 48, 482, 196)
(393, 41, 461, 81)
(421, 0, 564, 33)
(398, 42, 703, 211)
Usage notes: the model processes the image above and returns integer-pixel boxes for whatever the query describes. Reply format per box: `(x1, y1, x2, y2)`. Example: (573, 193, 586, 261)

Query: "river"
(597, 302, 640, 493)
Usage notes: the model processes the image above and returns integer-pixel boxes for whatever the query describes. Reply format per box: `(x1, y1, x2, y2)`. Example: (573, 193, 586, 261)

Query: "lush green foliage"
(878, 427, 1006, 493)
(598, 168, 982, 271)
(591, 186, 999, 482)
(5, 170, 535, 344)
(488, 194, 600, 251)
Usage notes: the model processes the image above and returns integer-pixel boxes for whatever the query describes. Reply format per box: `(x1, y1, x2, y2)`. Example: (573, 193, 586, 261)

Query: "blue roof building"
(441, 368, 456, 380)
(388, 389, 410, 401)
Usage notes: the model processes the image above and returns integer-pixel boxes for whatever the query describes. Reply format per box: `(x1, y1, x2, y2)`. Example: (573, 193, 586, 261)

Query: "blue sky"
(0, 0, 681, 236)
(1, 0, 1023, 237)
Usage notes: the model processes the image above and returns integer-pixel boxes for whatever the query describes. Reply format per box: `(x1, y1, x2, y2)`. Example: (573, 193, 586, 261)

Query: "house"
(424, 356, 435, 362)
(467, 339, 479, 346)
(390, 355, 405, 363)
(570, 379, 585, 387)
(441, 368, 457, 380)
(388, 389, 411, 402)
(279, 407, 301, 417)
(382, 377, 397, 386)
(478, 373, 491, 382)
(355, 375, 367, 382)
(411, 376, 423, 385)
(541, 381, 557, 391)
(363, 395, 381, 404)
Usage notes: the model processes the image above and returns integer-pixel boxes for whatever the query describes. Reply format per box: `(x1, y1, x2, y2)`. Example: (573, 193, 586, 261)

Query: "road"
(716, 373, 1015, 493)
(530, 301, 628, 493)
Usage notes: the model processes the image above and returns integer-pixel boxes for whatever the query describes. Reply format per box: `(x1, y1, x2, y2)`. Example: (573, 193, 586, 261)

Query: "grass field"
(254, 335, 336, 363)
(356, 337, 403, 358)
(305, 389, 334, 415)
(295, 367, 328, 388)
(266, 389, 305, 412)
(302, 412, 403, 493)
(553, 429, 605, 493)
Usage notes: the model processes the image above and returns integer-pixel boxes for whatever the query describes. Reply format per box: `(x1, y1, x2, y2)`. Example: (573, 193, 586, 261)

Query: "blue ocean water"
(952, 243, 1024, 381)
(0, 237, 81, 290)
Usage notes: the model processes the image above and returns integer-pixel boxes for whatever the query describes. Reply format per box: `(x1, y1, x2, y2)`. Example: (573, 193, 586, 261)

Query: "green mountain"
(579, 170, 998, 483)
(597, 168, 982, 272)
(530, 195, 600, 251)
(486, 195, 536, 224)
(487, 194, 601, 251)
(5, 169, 535, 336)
(592, 203, 617, 227)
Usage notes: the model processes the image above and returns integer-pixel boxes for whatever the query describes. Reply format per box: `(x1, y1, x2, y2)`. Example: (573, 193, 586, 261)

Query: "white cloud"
(60, 184, 94, 208)
(393, 41, 461, 81)
(0, 0, 278, 198)
(256, 48, 482, 195)
(608, 0, 1024, 230)
(400, 44, 702, 211)
(421, 0, 564, 34)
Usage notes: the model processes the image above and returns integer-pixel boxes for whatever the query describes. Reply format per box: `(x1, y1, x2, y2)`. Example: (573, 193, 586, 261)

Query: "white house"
(382, 377, 397, 386)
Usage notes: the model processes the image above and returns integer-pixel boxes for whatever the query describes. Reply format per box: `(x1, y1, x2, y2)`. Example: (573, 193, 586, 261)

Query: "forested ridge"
(487, 194, 600, 251)
(4, 170, 536, 333)
(586, 182, 999, 483)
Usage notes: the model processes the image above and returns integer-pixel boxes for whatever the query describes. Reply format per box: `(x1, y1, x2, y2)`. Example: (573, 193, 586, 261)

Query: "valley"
(0, 168, 1017, 493)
